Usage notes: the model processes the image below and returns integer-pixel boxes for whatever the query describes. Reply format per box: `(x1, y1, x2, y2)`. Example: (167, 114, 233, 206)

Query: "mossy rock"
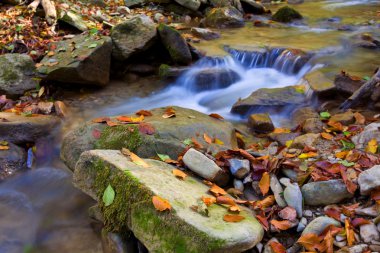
(305, 70, 336, 96)
(272, 6, 303, 23)
(74, 149, 264, 253)
(0, 54, 36, 97)
(61, 106, 238, 171)
(157, 24, 192, 65)
(204, 7, 245, 29)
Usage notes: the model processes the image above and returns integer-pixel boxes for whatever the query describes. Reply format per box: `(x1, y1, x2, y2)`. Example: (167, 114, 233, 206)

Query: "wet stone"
(228, 159, 250, 179)
(0, 142, 27, 180)
(302, 216, 341, 236)
(358, 165, 380, 195)
(330, 110, 355, 125)
(248, 113, 275, 134)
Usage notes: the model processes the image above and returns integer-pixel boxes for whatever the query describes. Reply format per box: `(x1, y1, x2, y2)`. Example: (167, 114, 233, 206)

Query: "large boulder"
(0, 142, 27, 180)
(272, 6, 303, 23)
(157, 24, 192, 65)
(0, 112, 61, 144)
(37, 34, 112, 86)
(174, 0, 201, 11)
(74, 149, 264, 252)
(231, 86, 306, 115)
(203, 7, 245, 29)
(111, 15, 157, 61)
(0, 54, 36, 97)
(334, 72, 365, 95)
(61, 106, 238, 170)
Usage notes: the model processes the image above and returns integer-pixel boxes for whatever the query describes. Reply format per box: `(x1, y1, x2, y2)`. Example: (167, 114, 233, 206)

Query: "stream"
(1, 0, 380, 252)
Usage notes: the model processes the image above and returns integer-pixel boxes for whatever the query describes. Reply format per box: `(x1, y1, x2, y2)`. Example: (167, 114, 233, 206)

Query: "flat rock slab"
(305, 70, 335, 96)
(61, 106, 238, 171)
(75, 150, 264, 253)
(0, 112, 61, 144)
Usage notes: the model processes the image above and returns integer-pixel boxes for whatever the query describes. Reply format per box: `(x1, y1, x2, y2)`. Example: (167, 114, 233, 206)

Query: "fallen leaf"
(351, 217, 371, 227)
(201, 196, 216, 206)
(345, 218, 355, 246)
(256, 214, 269, 231)
(354, 112, 366, 124)
(336, 151, 348, 159)
(223, 214, 245, 222)
(203, 133, 212, 144)
(321, 132, 334, 140)
(172, 169, 187, 180)
(273, 128, 291, 133)
(216, 196, 236, 206)
(214, 138, 224, 145)
(121, 148, 149, 168)
(325, 230, 334, 253)
(209, 113, 224, 120)
(106, 121, 119, 127)
(278, 206, 297, 221)
(270, 219, 293, 231)
(92, 117, 110, 123)
(191, 137, 204, 149)
(258, 172, 270, 195)
(209, 184, 227, 196)
(253, 195, 275, 209)
(117, 115, 144, 123)
(340, 166, 357, 194)
(102, 184, 115, 207)
(162, 107, 176, 118)
(298, 152, 318, 159)
(152, 196, 171, 211)
(325, 208, 341, 221)
(135, 110, 152, 116)
(297, 233, 325, 252)
(229, 205, 241, 212)
(269, 241, 286, 253)
(0, 145, 9, 150)
(320, 111, 331, 119)
(138, 122, 155, 135)
(366, 138, 378, 154)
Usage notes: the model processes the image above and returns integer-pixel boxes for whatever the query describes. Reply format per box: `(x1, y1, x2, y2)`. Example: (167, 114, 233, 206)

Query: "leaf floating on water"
(103, 184, 115, 207)
(366, 138, 378, 154)
(152, 196, 171, 211)
(209, 113, 224, 120)
(138, 122, 155, 135)
(258, 172, 270, 195)
(172, 169, 187, 180)
(121, 148, 149, 168)
(209, 184, 227, 196)
(269, 241, 286, 253)
(162, 107, 176, 118)
(203, 133, 212, 144)
(135, 110, 153, 116)
(223, 214, 245, 222)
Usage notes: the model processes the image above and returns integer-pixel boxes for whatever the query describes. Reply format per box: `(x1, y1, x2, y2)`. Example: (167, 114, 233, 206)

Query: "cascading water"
(101, 47, 313, 119)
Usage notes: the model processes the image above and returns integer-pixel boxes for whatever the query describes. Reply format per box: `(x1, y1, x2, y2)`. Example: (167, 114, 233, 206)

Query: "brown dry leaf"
(253, 195, 275, 209)
(152, 196, 171, 211)
(138, 122, 155, 135)
(366, 138, 378, 154)
(0, 145, 9, 150)
(325, 230, 334, 253)
(270, 219, 293, 231)
(256, 214, 269, 231)
(273, 128, 291, 133)
(117, 115, 144, 123)
(297, 233, 325, 252)
(201, 196, 216, 206)
(228, 205, 241, 213)
(203, 133, 212, 144)
(172, 169, 187, 180)
(354, 112, 366, 124)
(121, 148, 149, 168)
(92, 117, 110, 123)
(135, 110, 153, 116)
(162, 107, 176, 118)
(321, 132, 334, 140)
(191, 137, 204, 149)
(325, 208, 341, 221)
(258, 172, 270, 195)
(351, 217, 371, 227)
(223, 214, 245, 222)
(327, 120, 344, 131)
(345, 218, 355, 246)
(216, 196, 236, 206)
(209, 113, 224, 120)
(209, 184, 227, 196)
(269, 241, 286, 253)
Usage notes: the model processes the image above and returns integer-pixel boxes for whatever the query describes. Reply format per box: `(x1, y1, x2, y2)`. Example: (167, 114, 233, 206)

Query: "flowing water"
(1, 0, 380, 252)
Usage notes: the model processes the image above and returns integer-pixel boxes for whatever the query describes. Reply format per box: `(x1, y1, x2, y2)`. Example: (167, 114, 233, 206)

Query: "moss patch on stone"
(272, 6, 303, 23)
(95, 125, 142, 151)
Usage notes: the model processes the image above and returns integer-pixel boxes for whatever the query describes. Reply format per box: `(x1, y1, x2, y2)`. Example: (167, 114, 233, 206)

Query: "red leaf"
(351, 218, 371, 227)
(325, 208, 341, 221)
(269, 241, 286, 253)
(92, 129, 101, 139)
(138, 122, 155, 135)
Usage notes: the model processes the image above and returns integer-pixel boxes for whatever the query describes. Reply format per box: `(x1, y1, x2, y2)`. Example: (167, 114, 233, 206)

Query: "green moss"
(95, 125, 142, 151)
(158, 64, 170, 79)
(272, 6, 303, 23)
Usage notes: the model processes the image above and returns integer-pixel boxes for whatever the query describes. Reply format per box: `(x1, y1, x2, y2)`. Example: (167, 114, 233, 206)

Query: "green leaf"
(183, 138, 193, 145)
(22, 111, 33, 117)
(88, 43, 97, 48)
(363, 76, 370, 81)
(16, 25, 23, 32)
(89, 28, 98, 35)
(0, 140, 8, 146)
(157, 153, 170, 161)
(320, 111, 331, 119)
(339, 160, 355, 167)
(343, 131, 351, 137)
(102, 184, 115, 207)
(340, 140, 355, 150)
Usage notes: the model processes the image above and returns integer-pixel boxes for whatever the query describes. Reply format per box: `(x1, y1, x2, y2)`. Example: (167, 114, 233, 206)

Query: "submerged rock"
(301, 180, 353, 206)
(61, 106, 238, 170)
(272, 6, 303, 23)
(0, 112, 60, 144)
(231, 86, 306, 115)
(74, 149, 264, 253)
(192, 68, 241, 91)
(157, 24, 192, 65)
(358, 165, 380, 195)
(111, 15, 157, 61)
(0, 143, 27, 180)
(191, 27, 221, 40)
(38, 34, 112, 86)
(0, 54, 36, 97)
(204, 7, 245, 29)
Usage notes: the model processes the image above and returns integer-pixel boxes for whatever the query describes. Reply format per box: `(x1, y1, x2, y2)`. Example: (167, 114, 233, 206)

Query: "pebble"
(256, 242, 263, 253)
(348, 244, 369, 253)
(303, 210, 313, 217)
(360, 222, 380, 243)
(233, 179, 244, 192)
(228, 159, 250, 179)
(302, 216, 341, 236)
(283, 182, 303, 218)
(297, 217, 307, 232)
(270, 174, 287, 207)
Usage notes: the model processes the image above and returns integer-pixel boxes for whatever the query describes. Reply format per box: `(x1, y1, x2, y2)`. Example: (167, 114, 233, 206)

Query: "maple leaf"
(223, 214, 245, 222)
(152, 196, 171, 211)
(258, 172, 270, 195)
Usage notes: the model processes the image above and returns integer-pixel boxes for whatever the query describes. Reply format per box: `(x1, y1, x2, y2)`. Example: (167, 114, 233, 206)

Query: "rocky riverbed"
(1, 0, 380, 253)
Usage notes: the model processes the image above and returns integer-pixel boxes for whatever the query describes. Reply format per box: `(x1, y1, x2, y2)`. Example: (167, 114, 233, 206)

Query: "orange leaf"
(209, 113, 224, 120)
(336, 151, 348, 159)
(256, 214, 269, 231)
(191, 137, 204, 149)
(297, 233, 325, 252)
(273, 128, 291, 133)
(135, 110, 152, 116)
(354, 112, 365, 124)
(106, 121, 119, 127)
(258, 172, 270, 195)
(216, 196, 236, 206)
(327, 120, 343, 131)
(270, 219, 293, 231)
(228, 205, 241, 213)
(152, 196, 171, 211)
(201, 196, 216, 206)
(269, 241, 286, 253)
(92, 117, 110, 123)
(162, 107, 176, 118)
(252, 195, 275, 209)
(324, 230, 334, 253)
(121, 148, 149, 168)
(172, 169, 187, 180)
(223, 214, 245, 222)
(203, 133, 212, 144)
(340, 167, 357, 194)
(345, 218, 355, 246)
(0, 145, 9, 150)
(117, 115, 144, 123)
(321, 132, 334, 140)
(209, 184, 227, 196)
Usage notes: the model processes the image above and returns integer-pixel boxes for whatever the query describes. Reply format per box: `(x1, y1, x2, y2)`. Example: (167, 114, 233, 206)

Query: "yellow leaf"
(258, 172, 270, 195)
(298, 152, 318, 159)
(214, 138, 224, 145)
(366, 138, 378, 154)
(285, 140, 293, 148)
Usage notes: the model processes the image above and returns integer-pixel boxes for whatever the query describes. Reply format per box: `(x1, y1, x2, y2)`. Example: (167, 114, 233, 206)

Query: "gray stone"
(74, 149, 264, 253)
(174, 0, 201, 11)
(358, 165, 380, 195)
(233, 179, 244, 192)
(305, 70, 336, 96)
(283, 182, 303, 218)
(330, 111, 355, 125)
(204, 7, 245, 29)
(191, 27, 221, 40)
(111, 15, 157, 61)
(0, 112, 61, 144)
(301, 179, 353, 206)
(0, 54, 36, 97)
(61, 106, 238, 171)
(183, 148, 229, 186)
(248, 113, 274, 134)
(270, 174, 286, 208)
(360, 223, 380, 243)
(292, 107, 319, 126)
(352, 123, 380, 149)
(334, 72, 365, 95)
(37, 101, 54, 115)
(157, 24, 192, 65)
(302, 216, 341, 236)
(290, 133, 320, 149)
(240, 0, 265, 14)
(59, 11, 89, 31)
(231, 86, 306, 115)
(193, 68, 241, 91)
(228, 159, 250, 179)
(38, 34, 112, 86)
(0, 142, 27, 180)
